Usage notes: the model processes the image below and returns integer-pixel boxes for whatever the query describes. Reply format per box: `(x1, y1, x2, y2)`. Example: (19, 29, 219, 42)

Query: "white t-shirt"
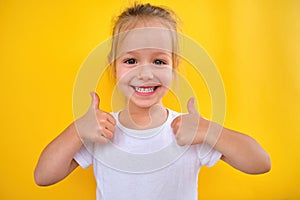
(74, 109, 222, 200)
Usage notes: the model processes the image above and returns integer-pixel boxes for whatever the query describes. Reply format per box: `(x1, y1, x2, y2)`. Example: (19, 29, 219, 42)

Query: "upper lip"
(130, 82, 161, 88)
(133, 85, 158, 88)
(131, 85, 161, 90)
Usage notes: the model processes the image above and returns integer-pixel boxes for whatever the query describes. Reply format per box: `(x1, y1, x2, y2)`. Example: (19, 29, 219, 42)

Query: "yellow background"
(1, 0, 300, 199)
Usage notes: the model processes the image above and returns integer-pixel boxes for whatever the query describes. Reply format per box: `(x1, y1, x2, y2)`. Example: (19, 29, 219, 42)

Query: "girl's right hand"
(75, 92, 116, 143)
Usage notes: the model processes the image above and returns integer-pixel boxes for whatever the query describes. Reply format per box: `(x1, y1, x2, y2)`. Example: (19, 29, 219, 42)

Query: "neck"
(119, 102, 168, 130)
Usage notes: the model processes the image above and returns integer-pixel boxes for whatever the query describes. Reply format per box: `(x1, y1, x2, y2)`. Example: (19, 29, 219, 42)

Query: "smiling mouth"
(131, 86, 159, 94)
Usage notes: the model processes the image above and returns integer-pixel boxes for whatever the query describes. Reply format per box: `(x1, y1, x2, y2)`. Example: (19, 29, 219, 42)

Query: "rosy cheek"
(116, 65, 130, 80)
(158, 68, 173, 86)
(164, 75, 173, 87)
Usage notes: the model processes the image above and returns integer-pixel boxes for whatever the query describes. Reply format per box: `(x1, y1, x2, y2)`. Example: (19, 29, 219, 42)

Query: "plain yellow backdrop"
(1, 0, 300, 199)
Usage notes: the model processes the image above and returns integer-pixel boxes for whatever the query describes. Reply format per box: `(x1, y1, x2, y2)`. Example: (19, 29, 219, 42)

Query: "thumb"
(90, 92, 100, 110)
(187, 97, 198, 114)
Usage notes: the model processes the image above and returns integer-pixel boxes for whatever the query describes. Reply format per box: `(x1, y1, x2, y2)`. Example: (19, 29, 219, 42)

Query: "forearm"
(204, 122, 271, 174)
(34, 123, 83, 186)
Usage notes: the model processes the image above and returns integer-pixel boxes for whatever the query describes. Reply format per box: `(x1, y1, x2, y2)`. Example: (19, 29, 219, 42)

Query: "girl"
(34, 3, 271, 200)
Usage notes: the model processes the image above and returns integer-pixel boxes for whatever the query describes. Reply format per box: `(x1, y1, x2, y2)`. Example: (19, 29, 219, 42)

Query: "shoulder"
(167, 108, 182, 120)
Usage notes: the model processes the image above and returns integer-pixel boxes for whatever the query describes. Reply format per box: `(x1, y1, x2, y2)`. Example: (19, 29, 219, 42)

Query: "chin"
(127, 96, 162, 109)
(132, 100, 159, 109)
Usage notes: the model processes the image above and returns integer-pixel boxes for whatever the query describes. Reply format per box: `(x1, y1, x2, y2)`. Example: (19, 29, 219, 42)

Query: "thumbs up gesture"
(75, 92, 116, 144)
(171, 98, 209, 146)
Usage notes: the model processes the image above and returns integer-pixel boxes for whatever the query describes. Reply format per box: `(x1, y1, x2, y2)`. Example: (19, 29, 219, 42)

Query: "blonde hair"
(108, 3, 180, 75)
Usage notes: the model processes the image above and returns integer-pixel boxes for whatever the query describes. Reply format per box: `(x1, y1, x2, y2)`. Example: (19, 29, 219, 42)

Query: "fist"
(75, 92, 116, 143)
(171, 98, 208, 146)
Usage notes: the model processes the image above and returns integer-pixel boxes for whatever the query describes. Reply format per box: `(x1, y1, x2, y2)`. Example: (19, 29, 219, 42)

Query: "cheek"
(116, 73, 132, 97)
(157, 68, 173, 87)
(116, 66, 136, 95)
(116, 65, 127, 80)
(116, 65, 135, 84)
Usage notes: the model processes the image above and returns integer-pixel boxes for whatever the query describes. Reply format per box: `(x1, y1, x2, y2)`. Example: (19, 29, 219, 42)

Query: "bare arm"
(205, 122, 271, 174)
(34, 123, 82, 186)
(34, 92, 116, 186)
(172, 98, 271, 174)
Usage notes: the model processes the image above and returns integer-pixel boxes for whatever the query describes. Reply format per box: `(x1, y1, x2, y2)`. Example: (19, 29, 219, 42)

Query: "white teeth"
(134, 87, 155, 93)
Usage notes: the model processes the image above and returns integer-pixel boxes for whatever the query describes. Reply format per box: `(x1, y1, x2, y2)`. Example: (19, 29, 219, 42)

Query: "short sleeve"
(197, 143, 222, 167)
(74, 144, 93, 169)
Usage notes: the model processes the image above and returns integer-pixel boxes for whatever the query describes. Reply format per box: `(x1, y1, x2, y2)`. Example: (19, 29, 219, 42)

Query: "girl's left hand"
(171, 98, 209, 146)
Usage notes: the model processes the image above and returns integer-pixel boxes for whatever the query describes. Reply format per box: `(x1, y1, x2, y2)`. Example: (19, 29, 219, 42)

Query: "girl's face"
(115, 19, 174, 109)
(116, 48, 173, 109)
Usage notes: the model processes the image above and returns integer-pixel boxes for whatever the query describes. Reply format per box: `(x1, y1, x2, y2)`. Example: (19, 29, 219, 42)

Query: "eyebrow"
(122, 49, 172, 57)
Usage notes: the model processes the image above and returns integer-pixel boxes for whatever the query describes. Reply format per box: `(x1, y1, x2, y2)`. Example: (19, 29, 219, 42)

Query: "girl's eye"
(153, 59, 166, 65)
(124, 58, 137, 65)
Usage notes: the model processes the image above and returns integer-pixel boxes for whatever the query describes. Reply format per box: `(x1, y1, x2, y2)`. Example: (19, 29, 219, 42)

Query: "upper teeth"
(134, 87, 155, 93)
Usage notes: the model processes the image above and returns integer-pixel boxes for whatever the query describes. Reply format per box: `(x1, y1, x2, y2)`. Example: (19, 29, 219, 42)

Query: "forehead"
(115, 19, 176, 58)
(120, 17, 172, 31)
(116, 27, 175, 57)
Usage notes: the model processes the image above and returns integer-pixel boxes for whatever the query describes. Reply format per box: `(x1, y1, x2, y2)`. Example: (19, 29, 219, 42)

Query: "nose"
(137, 64, 154, 80)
